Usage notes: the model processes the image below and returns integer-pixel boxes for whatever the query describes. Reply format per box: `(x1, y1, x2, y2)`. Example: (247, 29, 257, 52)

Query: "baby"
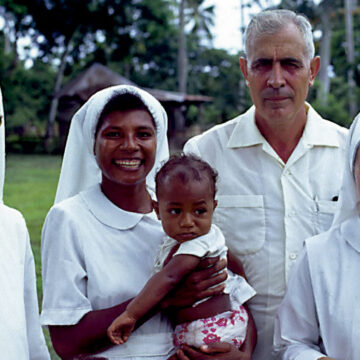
(108, 154, 255, 349)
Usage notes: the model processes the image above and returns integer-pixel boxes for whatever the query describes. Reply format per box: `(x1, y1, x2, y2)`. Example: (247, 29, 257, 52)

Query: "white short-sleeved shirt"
(274, 222, 360, 360)
(184, 104, 348, 360)
(153, 224, 256, 307)
(41, 184, 174, 359)
(0, 205, 50, 360)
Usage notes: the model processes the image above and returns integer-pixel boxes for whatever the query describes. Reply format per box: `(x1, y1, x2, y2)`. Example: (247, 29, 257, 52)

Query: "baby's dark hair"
(155, 154, 218, 199)
(95, 93, 154, 136)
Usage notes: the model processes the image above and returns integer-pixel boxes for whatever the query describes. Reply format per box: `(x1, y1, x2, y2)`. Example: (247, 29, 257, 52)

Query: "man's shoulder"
(185, 111, 247, 148)
(310, 107, 349, 139)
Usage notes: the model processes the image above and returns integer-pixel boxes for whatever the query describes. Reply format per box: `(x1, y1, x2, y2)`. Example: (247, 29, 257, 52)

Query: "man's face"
(240, 23, 320, 127)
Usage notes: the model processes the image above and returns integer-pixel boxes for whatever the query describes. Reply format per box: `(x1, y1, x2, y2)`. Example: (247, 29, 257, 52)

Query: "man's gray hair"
(245, 9, 315, 62)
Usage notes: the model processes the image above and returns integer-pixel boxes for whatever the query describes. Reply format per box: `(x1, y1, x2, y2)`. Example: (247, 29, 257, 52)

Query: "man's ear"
(153, 200, 161, 220)
(309, 56, 321, 86)
(239, 57, 249, 86)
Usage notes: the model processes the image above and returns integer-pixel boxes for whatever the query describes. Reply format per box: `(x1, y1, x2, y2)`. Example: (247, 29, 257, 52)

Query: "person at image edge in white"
(184, 9, 348, 360)
(0, 87, 50, 359)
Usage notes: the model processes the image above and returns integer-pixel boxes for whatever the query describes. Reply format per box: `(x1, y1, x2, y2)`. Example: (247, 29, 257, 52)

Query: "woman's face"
(354, 147, 360, 196)
(94, 109, 157, 187)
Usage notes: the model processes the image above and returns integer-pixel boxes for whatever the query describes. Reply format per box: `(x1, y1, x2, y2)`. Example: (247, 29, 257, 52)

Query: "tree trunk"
(44, 38, 73, 152)
(178, 0, 188, 94)
(345, 0, 357, 118)
(317, 5, 332, 107)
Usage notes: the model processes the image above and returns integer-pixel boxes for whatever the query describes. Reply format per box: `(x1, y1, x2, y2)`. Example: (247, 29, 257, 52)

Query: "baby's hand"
(107, 311, 136, 345)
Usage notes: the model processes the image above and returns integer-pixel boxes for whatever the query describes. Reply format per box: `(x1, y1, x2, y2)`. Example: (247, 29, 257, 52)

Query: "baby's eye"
(169, 208, 181, 215)
(195, 208, 207, 215)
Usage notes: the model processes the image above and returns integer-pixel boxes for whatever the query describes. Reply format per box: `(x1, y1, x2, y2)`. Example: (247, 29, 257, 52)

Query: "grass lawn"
(4, 154, 62, 359)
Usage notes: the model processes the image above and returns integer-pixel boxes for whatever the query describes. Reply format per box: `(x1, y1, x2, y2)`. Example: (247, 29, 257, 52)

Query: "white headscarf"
(54, 85, 169, 203)
(329, 113, 360, 251)
(0, 88, 5, 203)
(331, 114, 360, 227)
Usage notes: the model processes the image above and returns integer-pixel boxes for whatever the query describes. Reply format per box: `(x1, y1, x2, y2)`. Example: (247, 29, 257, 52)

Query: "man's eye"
(169, 209, 181, 215)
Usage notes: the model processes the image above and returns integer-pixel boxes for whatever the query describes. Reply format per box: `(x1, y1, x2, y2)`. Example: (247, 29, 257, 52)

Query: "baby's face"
(155, 177, 217, 243)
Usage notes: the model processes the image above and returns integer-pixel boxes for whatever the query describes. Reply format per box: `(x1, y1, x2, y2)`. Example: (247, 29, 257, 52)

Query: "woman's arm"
(161, 257, 228, 309)
(49, 300, 131, 358)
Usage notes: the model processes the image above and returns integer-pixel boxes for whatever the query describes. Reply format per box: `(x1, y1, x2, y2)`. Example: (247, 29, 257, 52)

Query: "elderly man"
(184, 9, 348, 360)
(0, 89, 50, 359)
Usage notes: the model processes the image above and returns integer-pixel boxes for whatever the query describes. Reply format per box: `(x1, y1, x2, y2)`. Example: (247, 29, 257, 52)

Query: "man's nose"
(267, 62, 285, 88)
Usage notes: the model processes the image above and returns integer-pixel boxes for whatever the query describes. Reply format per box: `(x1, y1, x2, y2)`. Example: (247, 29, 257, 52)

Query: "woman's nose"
(267, 62, 285, 88)
(120, 135, 138, 151)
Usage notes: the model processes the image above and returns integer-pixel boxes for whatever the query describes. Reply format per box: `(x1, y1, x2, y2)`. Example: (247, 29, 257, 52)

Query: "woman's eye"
(138, 131, 152, 138)
(104, 131, 121, 138)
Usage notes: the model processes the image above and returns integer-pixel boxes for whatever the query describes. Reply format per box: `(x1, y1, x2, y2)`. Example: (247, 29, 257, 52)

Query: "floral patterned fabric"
(173, 305, 248, 349)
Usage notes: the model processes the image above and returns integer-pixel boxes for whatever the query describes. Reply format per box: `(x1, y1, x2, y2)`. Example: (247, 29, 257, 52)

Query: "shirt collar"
(80, 183, 150, 230)
(227, 103, 341, 149)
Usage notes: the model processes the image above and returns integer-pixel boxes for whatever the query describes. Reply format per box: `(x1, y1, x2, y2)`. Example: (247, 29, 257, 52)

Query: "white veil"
(331, 113, 360, 228)
(54, 85, 169, 203)
(0, 88, 5, 203)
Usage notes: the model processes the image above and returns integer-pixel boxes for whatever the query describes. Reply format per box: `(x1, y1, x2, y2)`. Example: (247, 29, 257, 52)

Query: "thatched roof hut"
(56, 63, 212, 150)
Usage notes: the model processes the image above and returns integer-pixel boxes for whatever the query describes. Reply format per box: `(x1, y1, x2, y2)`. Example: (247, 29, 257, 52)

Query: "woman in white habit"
(0, 88, 50, 359)
(40, 85, 230, 359)
(274, 113, 360, 360)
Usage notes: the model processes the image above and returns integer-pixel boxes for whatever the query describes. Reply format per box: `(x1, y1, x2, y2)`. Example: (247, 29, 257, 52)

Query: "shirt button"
(289, 253, 297, 260)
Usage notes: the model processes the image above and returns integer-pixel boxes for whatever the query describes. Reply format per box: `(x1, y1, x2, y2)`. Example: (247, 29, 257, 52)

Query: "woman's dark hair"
(95, 93, 154, 136)
(155, 153, 218, 199)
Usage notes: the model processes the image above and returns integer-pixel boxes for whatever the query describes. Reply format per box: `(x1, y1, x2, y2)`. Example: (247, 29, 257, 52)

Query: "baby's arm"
(107, 253, 200, 344)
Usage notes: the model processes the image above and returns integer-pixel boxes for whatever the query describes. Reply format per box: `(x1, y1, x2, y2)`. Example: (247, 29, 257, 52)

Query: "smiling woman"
(40, 85, 229, 359)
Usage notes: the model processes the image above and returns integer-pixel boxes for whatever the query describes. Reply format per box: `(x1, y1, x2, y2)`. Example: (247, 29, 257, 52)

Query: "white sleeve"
(183, 136, 202, 157)
(23, 232, 50, 360)
(41, 204, 91, 325)
(273, 249, 326, 360)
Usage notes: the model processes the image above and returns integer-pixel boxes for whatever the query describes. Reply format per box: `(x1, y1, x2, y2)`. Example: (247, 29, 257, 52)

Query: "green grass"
(4, 154, 62, 359)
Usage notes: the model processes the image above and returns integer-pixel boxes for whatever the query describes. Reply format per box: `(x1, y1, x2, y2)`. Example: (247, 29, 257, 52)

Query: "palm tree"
(177, 0, 215, 94)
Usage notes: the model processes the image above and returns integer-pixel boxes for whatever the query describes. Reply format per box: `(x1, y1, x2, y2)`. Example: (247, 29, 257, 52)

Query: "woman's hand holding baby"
(161, 257, 227, 308)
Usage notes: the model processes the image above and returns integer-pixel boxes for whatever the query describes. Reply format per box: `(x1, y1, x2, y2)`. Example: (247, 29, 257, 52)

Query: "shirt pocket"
(314, 199, 338, 233)
(214, 195, 265, 255)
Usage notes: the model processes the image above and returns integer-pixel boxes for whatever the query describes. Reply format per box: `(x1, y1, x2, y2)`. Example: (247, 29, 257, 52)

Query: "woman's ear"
(153, 200, 161, 219)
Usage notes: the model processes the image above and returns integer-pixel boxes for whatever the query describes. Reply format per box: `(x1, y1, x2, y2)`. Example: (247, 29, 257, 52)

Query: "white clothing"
(184, 104, 348, 360)
(54, 85, 169, 203)
(274, 113, 360, 360)
(0, 88, 5, 202)
(41, 85, 172, 358)
(153, 224, 256, 306)
(41, 184, 174, 358)
(153, 224, 227, 273)
(0, 205, 50, 359)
